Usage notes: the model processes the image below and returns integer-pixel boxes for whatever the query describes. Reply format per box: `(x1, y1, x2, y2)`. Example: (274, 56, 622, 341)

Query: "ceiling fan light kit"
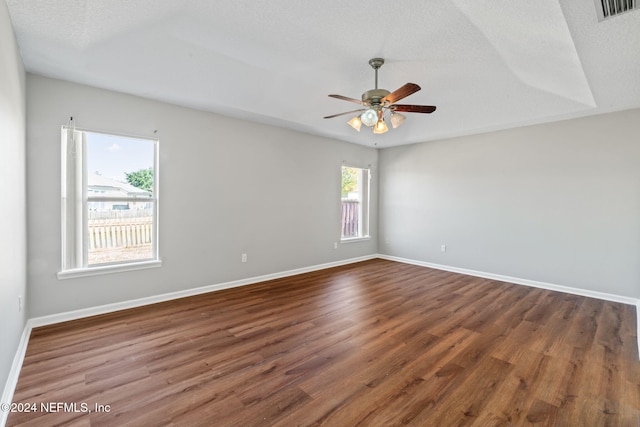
(390, 111, 406, 129)
(373, 118, 388, 134)
(360, 109, 379, 127)
(347, 115, 362, 131)
(324, 58, 436, 134)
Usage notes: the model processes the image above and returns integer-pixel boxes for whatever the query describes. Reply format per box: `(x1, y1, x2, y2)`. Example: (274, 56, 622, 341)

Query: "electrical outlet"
(334, 242, 338, 249)
(241, 253, 247, 263)
(18, 295, 22, 312)
(441, 245, 447, 253)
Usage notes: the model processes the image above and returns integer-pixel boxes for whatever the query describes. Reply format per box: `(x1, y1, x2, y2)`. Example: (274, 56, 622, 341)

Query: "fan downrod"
(364, 58, 388, 104)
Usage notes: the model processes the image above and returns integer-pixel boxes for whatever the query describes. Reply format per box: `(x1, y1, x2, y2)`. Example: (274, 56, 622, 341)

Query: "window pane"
(341, 199, 360, 238)
(87, 132, 155, 196)
(341, 166, 366, 239)
(87, 202, 154, 265)
(341, 167, 359, 199)
(61, 126, 159, 273)
(85, 131, 156, 266)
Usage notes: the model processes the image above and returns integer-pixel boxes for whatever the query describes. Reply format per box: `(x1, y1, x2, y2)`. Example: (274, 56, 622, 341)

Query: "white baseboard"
(378, 254, 638, 305)
(1, 322, 31, 427)
(0, 254, 376, 427)
(378, 254, 640, 360)
(29, 254, 377, 328)
(2, 252, 638, 423)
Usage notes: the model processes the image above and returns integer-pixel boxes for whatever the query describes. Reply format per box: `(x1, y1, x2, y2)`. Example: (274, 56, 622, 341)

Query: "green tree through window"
(341, 166, 358, 197)
(125, 167, 154, 192)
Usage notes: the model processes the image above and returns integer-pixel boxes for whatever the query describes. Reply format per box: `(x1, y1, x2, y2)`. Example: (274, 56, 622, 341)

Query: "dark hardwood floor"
(7, 259, 640, 426)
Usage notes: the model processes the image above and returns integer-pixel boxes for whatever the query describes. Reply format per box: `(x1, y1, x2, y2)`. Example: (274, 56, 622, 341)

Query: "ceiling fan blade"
(328, 94, 365, 105)
(392, 104, 436, 114)
(324, 109, 365, 119)
(382, 83, 421, 105)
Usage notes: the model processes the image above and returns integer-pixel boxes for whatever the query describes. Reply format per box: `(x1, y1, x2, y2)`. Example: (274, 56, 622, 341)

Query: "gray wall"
(379, 109, 640, 299)
(0, 0, 27, 398)
(26, 75, 378, 318)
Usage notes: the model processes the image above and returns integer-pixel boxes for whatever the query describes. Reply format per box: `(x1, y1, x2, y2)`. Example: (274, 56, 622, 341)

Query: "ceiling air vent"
(594, 0, 638, 21)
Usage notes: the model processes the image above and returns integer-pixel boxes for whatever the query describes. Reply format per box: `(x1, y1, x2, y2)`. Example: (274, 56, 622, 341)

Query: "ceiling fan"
(324, 58, 436, 134)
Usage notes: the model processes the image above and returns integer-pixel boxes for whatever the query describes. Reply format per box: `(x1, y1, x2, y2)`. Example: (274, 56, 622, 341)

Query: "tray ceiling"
(6, 0, 640, 147)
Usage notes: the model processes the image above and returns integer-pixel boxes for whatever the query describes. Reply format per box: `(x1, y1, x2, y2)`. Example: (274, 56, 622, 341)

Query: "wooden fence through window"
(88, 216, 152, 250)
(341, 200, 359, 238)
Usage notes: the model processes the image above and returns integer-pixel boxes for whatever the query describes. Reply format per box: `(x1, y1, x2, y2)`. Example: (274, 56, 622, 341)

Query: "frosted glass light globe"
(360, 109, 378, 127)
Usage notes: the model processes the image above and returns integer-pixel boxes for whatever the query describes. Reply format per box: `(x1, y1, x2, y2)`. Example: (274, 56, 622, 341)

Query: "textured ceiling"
(6, 0, 640, 148)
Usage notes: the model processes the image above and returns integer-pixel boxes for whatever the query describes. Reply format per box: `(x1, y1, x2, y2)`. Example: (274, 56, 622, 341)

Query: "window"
(59, 126, 160, 278)
(341, 165, 370, 240)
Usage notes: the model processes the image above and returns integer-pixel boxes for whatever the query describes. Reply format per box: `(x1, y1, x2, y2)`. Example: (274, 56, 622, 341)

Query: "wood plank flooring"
(6, 259, 640, 426)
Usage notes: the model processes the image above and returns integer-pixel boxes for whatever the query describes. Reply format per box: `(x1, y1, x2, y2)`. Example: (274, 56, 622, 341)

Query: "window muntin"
(341, 165, 370, 240)
(61, 127, 159, 273)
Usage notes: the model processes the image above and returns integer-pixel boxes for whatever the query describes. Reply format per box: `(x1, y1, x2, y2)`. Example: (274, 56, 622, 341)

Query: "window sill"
(57, 259, 162, 280)
(340, 236, 371, 244)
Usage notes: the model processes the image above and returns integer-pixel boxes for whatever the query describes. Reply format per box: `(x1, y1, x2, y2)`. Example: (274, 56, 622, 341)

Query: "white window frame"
(340, 164, 371, 242)
(58, 126, 161, 279)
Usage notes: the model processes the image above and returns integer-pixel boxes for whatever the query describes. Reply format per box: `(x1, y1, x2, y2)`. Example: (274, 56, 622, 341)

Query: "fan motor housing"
(362, 89, 390, 106)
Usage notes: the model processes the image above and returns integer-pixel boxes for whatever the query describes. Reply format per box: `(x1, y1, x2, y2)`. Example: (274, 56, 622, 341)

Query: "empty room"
(1, 1, 640, 426)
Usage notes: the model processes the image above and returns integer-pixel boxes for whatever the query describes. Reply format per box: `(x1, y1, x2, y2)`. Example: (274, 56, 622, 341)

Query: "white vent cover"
(594, 0, 638, 21)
